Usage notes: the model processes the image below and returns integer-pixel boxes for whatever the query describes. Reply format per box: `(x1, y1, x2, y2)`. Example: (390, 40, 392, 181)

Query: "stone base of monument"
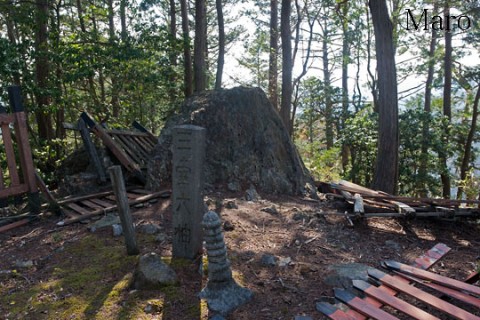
(199, 279, 253, 315)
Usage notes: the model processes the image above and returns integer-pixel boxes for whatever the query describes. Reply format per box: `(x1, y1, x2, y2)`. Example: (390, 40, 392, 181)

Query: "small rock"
(112, 224, 123, 237)
(278, 257, 292, 267)
(294, 316, 313, 320)
(245, 185, 260, 202)
(137, 223, 162, 235)
(155, 233, 167, 242)
(260, 254, 277, 266)
(225, 200, 238, 209)
(261, 206, 278, 215)
(88, 214, 121, 231)
(294, 239, 301, 246)
(223, 221, 235, 231)
(227, 181, 241, 192)
(14, 260, 34, 268)
(148, 199, 158, 204)
(131, 253, 178, 290)
(134, 203, 144, 209)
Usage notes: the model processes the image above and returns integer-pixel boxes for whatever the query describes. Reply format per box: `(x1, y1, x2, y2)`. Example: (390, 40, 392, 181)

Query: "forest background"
(0, 0, 479, 199)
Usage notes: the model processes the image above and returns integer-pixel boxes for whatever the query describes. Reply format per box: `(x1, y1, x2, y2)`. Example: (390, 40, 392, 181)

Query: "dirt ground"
(0, 191, 479, 320)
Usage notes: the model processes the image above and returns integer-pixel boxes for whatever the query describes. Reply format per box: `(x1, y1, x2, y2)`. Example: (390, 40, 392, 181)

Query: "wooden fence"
(0, 86, 39, 212)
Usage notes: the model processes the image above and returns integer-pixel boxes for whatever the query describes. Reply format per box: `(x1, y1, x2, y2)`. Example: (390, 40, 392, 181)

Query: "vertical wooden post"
(78, 118, 107, 183)
(172, 125, 206, 259)
(108, 165, 139, 255)
(7, 86, 40, 214)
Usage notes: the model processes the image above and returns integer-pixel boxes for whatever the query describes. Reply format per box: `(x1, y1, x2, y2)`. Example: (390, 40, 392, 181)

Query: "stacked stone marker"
(172, 125, 206, 259)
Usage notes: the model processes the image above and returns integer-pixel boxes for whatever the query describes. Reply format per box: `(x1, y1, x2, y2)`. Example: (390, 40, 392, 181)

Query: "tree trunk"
(322, 18, 333, 149)
(418, 8, 438, 197)
(440, 2, 452, 199)
(168, 0, 179, 101)
(120, 0, 127, 42)
(194, 0, 207, 92)
(280, 0, 292, 135)
(268, 0, 279, 109)
(180, 0, 193, 97)
(340, 1, 349, 172)
(35, 0, 54, 140)
(107, 0, 120, 117)
(457, 86, 480, 200)
(369, 0, 399, 195)
(215, 0, 225, 89)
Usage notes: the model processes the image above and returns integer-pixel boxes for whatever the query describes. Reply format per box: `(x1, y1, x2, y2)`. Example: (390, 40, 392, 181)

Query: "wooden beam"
(368, 268, 480, 320)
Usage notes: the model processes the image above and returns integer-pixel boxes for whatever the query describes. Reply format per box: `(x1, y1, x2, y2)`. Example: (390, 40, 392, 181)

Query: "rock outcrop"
(147, 87, 315, 195)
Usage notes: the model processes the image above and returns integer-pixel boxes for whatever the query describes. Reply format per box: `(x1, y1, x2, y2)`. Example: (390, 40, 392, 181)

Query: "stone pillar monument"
(172, 125, 206, 259)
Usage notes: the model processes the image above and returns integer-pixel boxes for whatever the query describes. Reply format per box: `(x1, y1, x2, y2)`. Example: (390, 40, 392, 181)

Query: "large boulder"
(147, 87, 315, 195)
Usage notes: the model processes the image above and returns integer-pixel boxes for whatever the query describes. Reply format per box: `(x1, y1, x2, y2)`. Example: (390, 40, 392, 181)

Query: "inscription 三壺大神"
(404, 9, 472, 31)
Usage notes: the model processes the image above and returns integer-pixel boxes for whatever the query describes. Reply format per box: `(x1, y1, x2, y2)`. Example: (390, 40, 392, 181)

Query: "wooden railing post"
(7, 86, 40, 214)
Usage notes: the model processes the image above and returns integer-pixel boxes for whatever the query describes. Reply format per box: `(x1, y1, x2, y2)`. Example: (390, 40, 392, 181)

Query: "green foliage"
(342, 106, 377, 187)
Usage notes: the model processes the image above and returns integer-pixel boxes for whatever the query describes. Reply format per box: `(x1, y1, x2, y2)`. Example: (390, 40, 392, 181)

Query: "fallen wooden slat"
(352, 280, 440, 320)
(315, 302, 359, 320)
(334, 288, 400, 320)
(88, 198, 115, 208)
(317, 243, 451, 320)
(368, 268, 480, 320)
(59, 190, 171, 225)
(383, 260, 480, 297)
(67, 203, 91, 215)
(58, 190, 116, 205)
(35, 171, 57, 205)
(0, 184, 29, 198)
(80, 200, 104, 210)
(81, 112, 146, 184)
(393, 271, 480, 309)
(0, 218, 30, 233)
(411, 243, 451, 270)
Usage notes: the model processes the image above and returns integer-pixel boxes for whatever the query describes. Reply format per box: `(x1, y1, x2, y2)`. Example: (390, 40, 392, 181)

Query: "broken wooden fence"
(80, 112, 157, 184)
(0, 86, 40, 213)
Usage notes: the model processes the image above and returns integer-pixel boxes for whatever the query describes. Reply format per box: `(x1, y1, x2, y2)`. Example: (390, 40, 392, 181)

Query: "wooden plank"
(334, 288, 400, 320)
(1, 122, 20, 186)
(131, 120, 157, 141)
(393, 272, 480, 309)
(60, 190, 171, 225)
(0, 218, 30, 233)
(111, 134, 145, 166)
(126, 192, 143, 199)
(67, 203, 92, 215)
(342, 243, 451, 320)
(122, 135, 150, 163)
(315, 302, 360, 320)
(81, 112, 145, 183)
(139, 135, 157, 149)
(0, 184, 29, 198)
(132, 135, 154, 155)
(80, 200, 104, 210)
(411, 243, 451, 269)
(78, 118, 107, 183)
(109, 166, 139, 255)
(352, 280, 440, 320)
(13, 111, 37, 193)
(89, 198, 115, 208)
(368, 268, 480, 320)
(58, 190, 115, 205)
(35, 171, 57, 205)
(383, 260, 480, 297)
(105, 128, 152, 138)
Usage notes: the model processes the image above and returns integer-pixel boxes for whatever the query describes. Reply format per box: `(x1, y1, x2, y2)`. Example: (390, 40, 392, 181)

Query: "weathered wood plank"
(383, 260, 480, 297)
(394, 272, 480, 309)
(67, 203, 92, 215)
(315, 302, 360, 320)
(352, 280, 440, 320)
(368, 268, 480, 320)
(1, 123, 20, 186)
(334, 288, 400, 320)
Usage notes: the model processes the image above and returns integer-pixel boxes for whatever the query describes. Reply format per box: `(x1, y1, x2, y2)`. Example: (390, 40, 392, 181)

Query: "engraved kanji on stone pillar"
(172, 125, 206, 259)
